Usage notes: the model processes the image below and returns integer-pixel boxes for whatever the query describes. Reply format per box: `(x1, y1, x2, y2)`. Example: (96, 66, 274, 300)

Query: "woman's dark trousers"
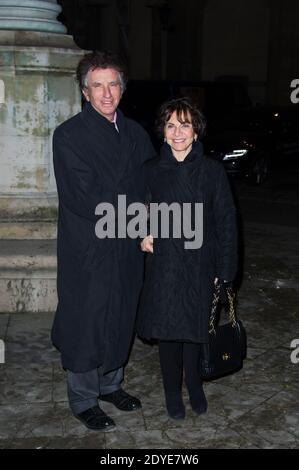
(158, 341, 207, 418)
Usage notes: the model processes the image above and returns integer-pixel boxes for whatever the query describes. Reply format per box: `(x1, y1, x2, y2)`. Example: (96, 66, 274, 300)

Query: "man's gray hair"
(76, 50, 127, 94)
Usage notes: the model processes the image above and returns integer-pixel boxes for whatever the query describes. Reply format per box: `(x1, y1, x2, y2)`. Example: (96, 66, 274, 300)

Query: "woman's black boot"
(164, 393, 185, 420)
(187, 381, 208, 415)
(184, 343, 208, 415)
(159, 341, 185, 420)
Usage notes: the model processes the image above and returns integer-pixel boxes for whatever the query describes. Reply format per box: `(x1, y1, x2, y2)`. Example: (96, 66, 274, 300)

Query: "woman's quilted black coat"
(136, 141, 238, 343)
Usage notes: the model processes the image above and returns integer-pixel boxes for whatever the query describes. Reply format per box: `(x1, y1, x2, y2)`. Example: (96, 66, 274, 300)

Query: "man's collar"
(112, 112, 117, 124)
(112, 111, 119, 132)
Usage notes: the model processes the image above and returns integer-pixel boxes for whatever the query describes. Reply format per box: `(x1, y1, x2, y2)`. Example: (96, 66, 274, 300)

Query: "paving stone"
(98, 403, 146, 433)
(0, 380, 52, 405)
(0, 314, 9, 340)
(4, 339, 60, 364)
(4, 313, 59, 363)
(0, 435, 106, 449)
(143, 401, 217, 431)
(165, 425, 258, 449)
(230, 400, 299, 449)
(0, 363, 53, 384)
(0, 403, 63, 439)
(0, 221, 299, 448)
(105, 429, 178, 449)
(52, 379, 67, 403)
(245, 347, 268, 360)
(5, 312, 55, 338)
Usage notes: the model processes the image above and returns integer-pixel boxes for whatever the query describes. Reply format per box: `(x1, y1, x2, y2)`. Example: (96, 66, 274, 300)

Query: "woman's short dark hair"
(76, 50, 127, 93)
(155, 97, 206, 139)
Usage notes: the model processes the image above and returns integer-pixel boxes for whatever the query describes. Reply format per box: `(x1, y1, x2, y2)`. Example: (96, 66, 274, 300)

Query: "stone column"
(0, 0, 66, 33)
(0, 30, 82, 239)
(0, 1, 84, 312)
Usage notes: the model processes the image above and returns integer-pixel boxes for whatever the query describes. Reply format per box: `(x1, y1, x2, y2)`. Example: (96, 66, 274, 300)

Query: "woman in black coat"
(136, 98, 238, 420)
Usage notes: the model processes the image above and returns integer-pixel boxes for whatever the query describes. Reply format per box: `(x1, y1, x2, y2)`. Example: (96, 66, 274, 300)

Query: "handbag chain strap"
(209, 283, 237, 334)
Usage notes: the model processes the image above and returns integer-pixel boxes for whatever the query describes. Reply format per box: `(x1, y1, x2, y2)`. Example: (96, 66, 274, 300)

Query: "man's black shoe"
(99, 388, 142, 411)
(75, 405, 115, 430)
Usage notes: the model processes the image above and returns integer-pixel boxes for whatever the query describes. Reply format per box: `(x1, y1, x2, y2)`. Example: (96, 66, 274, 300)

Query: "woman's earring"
(164, 137, 166, 142)
(194, 137, 197, 142)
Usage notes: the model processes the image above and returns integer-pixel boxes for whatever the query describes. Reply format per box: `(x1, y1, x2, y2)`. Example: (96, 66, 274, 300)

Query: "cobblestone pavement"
(0, 217, 298, 449)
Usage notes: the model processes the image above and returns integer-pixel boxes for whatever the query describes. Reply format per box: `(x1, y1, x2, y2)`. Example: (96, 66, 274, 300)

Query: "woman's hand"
(140, 235, 154, 253)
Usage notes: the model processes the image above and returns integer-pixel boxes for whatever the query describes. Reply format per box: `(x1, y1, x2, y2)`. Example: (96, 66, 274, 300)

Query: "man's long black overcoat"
(52, 102, 155, 373)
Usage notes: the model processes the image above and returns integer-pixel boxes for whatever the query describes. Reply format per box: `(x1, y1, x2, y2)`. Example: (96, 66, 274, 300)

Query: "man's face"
(83, 67, 122, 121)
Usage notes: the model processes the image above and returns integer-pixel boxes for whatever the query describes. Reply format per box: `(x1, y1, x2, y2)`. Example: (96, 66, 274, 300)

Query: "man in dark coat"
(51, 51, 155, 430)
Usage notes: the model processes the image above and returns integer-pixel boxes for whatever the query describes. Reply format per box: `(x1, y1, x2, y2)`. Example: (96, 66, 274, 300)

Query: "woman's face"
(164, 111, 197, 160)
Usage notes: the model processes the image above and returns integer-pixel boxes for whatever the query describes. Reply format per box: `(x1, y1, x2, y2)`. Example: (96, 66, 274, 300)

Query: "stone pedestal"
(0, 239, 57, 313)
(0, 7, 84, 311)
(0, 30, 83, 240)
(0, 0, 66, 34)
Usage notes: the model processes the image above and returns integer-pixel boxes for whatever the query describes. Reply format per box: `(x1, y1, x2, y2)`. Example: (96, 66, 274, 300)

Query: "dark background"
(57, 0, 299, 107)
(56, 0, 299, 197)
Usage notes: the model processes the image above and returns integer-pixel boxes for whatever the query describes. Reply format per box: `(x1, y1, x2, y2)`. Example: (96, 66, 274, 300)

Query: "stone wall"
(0, 30, 84, 313)
(0, 31, 83, 239)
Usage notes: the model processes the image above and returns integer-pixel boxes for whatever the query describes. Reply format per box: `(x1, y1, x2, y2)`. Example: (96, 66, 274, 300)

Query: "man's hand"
(140, 235, 154, 253)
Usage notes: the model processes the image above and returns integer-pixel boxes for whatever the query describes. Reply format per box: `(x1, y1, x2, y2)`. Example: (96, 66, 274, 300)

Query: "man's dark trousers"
(67, 366, 123, 414)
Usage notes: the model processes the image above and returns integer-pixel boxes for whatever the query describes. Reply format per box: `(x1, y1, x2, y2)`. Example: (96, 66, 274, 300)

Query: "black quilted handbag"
(199, 283, 247, 379)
